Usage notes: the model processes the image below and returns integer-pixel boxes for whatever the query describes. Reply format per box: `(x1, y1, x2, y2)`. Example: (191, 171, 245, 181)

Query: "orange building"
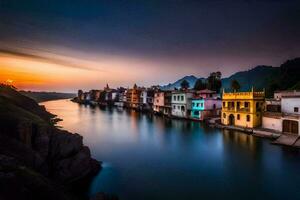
(126, 84, 141, 108)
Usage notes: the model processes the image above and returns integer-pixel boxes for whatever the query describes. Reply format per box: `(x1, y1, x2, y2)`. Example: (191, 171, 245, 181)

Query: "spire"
(251, 86, 254, 92)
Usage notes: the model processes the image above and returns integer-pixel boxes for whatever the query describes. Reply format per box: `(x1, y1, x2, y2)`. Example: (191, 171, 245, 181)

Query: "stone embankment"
(207, 116, 300, 148)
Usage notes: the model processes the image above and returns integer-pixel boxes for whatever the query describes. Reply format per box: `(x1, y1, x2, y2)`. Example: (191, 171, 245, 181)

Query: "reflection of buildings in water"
(222, 129, 258, 153)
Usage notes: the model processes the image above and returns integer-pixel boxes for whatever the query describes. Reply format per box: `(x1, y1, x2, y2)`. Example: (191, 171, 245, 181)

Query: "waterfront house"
(126, 84, 141, 109)
(263, 90, 300, 135)
(153, 91, 172, 116)
(114, 87, 126, 107)
(221, 88, 265, 128)
(194, 89, 218, 99)
(89, 90, 101, 102)
(139, 89, 154, 111)
(171, 90, 194, 118)
(191, 97, 221, 120)
(77, 90, 84, 102)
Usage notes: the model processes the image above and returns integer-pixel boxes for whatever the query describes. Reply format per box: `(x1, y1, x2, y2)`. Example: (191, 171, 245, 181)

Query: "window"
(192, 103, 195, 107)
(196, 103, 199, 107)
(223, 113, 226, 118)
(294, 107, 299, 112)
(181, 96, 184, 101)
(223, 102, 225, 107)
(201, 103, 204, 107)
(177, 96, 180, 101)
(194, 111, 199, 115)
(181, 106, 185, 111)
(173, 105, 176, 109)
(246, 115, 250, 122)
(237, 114, 240, 120)
(245, 102, 249, 108)
(173, 96, 176, 101)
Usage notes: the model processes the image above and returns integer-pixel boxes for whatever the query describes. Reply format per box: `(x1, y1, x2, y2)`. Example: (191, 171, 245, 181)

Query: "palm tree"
(180, 80, 190, 90)
(231, 79, 241, 91)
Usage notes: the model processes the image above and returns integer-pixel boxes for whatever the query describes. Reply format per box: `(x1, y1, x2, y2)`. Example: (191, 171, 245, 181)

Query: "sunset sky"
(0, 0, 299, 92)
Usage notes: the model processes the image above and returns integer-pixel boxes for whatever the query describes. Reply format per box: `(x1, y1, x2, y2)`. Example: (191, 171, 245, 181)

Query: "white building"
(171, 90, 194, 118)
(262, 91, 300, 135)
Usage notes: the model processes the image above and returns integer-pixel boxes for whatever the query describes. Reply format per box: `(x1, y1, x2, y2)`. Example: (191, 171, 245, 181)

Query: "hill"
(161, 57, 300, 97)
(0, 84, 100, 200)
(221, 66, 280, 91)
(160, 75, 203, 90)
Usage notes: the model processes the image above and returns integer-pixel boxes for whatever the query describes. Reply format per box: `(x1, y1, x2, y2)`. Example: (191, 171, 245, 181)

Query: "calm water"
(42, 99, 300, 200)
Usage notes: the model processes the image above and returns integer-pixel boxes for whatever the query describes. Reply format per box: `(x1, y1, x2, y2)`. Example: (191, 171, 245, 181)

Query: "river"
(42, 99, 300, 200)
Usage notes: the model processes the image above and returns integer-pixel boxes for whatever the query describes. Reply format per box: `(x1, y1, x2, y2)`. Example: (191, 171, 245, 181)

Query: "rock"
(52, 146, 100, 183)
(90, 193, 119, 200)
(0, 85, 102, 199)
(49, 130, 83, 160)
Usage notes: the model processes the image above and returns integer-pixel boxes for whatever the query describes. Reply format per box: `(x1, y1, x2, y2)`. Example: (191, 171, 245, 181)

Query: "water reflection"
(42, 99, 300, 200)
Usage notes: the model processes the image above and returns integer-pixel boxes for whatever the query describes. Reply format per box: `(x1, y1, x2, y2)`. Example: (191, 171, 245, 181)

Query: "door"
(283, 120, 299, 134)
(229, 114, 235, 126)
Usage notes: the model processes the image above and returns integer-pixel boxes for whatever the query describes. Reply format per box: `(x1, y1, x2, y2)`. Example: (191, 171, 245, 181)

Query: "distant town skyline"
(1, 0, 299, 92)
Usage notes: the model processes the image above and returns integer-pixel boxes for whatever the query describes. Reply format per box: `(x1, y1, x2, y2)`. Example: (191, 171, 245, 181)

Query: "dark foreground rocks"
(0, 85, 102, 200)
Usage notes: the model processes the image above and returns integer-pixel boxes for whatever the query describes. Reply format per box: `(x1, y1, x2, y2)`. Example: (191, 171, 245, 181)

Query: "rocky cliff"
(0, 85, 101, 200)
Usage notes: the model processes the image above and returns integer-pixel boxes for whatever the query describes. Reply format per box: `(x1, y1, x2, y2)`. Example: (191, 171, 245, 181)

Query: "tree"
(231, 79, 241, 91)
(194, 79, 207, 90)
(180, 80, 190, 90)
(207, 71, 222, 93)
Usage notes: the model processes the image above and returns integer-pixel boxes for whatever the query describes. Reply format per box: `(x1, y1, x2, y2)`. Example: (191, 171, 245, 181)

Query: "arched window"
(181, 106, 185, 111)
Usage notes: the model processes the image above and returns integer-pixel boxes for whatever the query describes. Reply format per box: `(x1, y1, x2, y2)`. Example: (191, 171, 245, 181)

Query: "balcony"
(237, 108, 250, 112)
(222, 107, 235, 111)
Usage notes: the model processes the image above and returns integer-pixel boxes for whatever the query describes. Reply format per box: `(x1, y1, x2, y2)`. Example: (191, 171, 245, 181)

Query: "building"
(171, 90, 194, 118)
(114, 87, 126, 107)
(153, 91, 172, 116)
(89, 90, 101, 102)
(77, 90, 84, 101)
(194, 89, 218, 99)
(263, 90, 300, 135)
(126, 84, 141, 108)
(274, 90, 300, 100)
(221, 88, 265, 128)
(139, 89, 154, 111)
(191, 97, 221, 120)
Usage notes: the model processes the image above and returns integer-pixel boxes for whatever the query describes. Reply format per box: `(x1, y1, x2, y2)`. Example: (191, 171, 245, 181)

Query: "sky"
(0, 0, 299, 92)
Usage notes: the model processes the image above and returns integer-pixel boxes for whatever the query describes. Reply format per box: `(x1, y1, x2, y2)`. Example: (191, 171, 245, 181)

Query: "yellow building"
(221, 88, 265, 128)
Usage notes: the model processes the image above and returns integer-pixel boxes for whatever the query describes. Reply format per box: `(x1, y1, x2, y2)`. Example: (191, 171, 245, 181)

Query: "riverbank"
(0, 85, 106, 200)
(75, 99, 300, 149)
(207, 117, 300, 148)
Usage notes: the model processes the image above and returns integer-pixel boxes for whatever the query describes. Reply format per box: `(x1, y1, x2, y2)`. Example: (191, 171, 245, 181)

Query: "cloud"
(0, 47, 105, 72)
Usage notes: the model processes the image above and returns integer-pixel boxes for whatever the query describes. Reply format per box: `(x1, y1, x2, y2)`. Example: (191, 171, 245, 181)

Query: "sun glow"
(0, 53, 105, 91)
